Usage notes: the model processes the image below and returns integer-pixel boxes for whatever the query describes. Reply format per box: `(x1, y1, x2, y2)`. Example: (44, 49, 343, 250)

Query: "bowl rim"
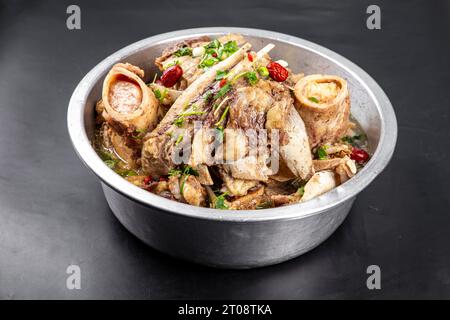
(67, 27, 397, 222)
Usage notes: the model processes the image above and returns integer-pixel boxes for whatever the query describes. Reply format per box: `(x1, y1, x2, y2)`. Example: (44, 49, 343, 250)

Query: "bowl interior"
(84, 34, 381, 154)
(70, 28, 395, 221)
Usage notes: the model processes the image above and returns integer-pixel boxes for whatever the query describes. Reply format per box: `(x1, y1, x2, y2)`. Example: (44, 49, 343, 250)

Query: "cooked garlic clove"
(192, 46, 205, 57)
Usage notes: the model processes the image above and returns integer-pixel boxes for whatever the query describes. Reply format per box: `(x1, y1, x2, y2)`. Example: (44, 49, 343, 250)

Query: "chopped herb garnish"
(215, 70, 228, 81)
(181, 110, 205, 117)
(182, 165, 199, 176)
(98, 150, 115, 162)
(169, 165, 199, 194)
(215, 106, 230, 127)
(232, 71, 258, 85)
(342, 136, 354, 144)
(132, 128, 146, 139)
(213, 82, 232, 100)
(99, 150, 121, 170)
(203, 91, 213, 101)
(180, 175, 189, 194)
(231, 71, 247, 83)
(153, 88, 168, 103)
(342, 134, 366, 146)
(205, 39, 220, 49)
(173, 107, 206, 127)
(104, 160, 116, 169)
(168, 168, 182, 177)
(174, 47, 192, 57)
(124, 170, 137, 177)
(154, 89, 161, 99)
(316, 145, 328, 160)
(245, 71, 258, 85)
(175, 134, 184, 145)
(198, 40, 239, 69)
(221, 41, 238, 55)
(117, 169, 138, 178)
(215, 192, 229, 210)
(297, 186, 305, 196)
(174, 117, 184, 127)
(257, 66, 269, 77)
(168, 165, 198, 178)
(256, 200, 274, 209)
(201, 58, 218, 67)
(308, 96, 320, 103)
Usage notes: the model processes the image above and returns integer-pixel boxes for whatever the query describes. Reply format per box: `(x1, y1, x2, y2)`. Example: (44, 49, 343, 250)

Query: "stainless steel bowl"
(67, 27, 397, 269)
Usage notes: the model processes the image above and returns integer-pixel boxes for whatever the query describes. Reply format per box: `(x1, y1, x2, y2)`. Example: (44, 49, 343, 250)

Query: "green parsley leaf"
(168, 168, 182, 177)
(316, 146, 328, 160)
(174, 117, 184, 127)
(201, 57, 218, 68)
(215, 192, 229, 210)
(173, 107, 206, 127)
(180, 175, 189, 194)
(245, 71, 258, 85)
(215, 70, 228, 81)
(174, 47, 192, 57)
(205, 39, 221, 49)
(154, 88, 168, 103)
(98, 150, 115, 161)
(182, 165, 199, 176)
(203, 91, 213, 101)
(297, 186, 305, 196)
(173, 165, 199, 194)
(308, 96, 320, 103)
(104, 159, 116, 169)
(213, 83, 232, 100)
(231, 71, 257, 85)
(125, 170, 137, 177)
(342, 134, 366, 146)
(175, 134, 184, 145)
(342, 136, 355, 144)
(117, 169, 138, 177)
(221, 41, 238, 54)
(256, 200, 274, 209)
(154, 89, 161, 100)
(215, 106, 230, 127)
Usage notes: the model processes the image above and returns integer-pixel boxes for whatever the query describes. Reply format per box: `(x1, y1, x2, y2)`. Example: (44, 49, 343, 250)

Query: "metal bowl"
(67, 27, 397, 269)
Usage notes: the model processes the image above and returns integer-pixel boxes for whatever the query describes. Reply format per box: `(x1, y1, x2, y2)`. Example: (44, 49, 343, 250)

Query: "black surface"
(0, 0, 449, 299)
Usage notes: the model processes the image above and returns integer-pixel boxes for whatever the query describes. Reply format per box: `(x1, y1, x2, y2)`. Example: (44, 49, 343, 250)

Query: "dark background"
(0, 0, 449, 299)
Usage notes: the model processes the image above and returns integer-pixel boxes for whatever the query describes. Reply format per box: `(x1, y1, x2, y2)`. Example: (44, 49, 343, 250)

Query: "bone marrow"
(102, 63, 158, 132)
(294, 74, 350, 148)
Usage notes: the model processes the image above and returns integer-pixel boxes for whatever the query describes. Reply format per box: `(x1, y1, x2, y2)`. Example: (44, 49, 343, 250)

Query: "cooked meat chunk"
(229, 187, 266, 210)
(181, 175, 207, 207)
